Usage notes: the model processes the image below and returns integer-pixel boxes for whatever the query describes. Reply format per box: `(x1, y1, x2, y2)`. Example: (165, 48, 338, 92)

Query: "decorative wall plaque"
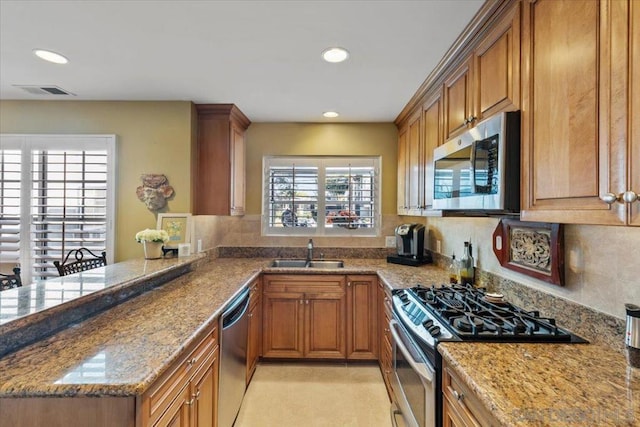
(492, 219, 564, 286)
(136, 174, 174, 211)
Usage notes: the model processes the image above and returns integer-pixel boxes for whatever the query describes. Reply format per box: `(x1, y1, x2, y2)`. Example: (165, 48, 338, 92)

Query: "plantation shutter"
(0, 149, 22, 264)
(0, 134, 115, 285)
(31, 149, 109, 280)
(324, 161, 377, 230)
(265, 159, 319, 230)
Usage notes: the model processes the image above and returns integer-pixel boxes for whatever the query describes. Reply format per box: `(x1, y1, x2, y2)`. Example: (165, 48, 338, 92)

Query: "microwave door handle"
(389, 319, 435, 385)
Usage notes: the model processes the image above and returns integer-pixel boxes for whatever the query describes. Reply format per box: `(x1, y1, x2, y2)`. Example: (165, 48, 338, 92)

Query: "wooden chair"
(0, 267, 22, 291)
(54, 248, 107, 276)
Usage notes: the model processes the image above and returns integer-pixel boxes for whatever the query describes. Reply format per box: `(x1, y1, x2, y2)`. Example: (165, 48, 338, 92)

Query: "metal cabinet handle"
(600, 192, 620, 204)
(452, 390, 464, 401)
(623, 191, 638, 204)
(305, 299, 309, 304)
(185, 398, 194, 406)
(601, 191, 639, 204)
(347, 281, 351, 287)
(193, 390, 201, 400)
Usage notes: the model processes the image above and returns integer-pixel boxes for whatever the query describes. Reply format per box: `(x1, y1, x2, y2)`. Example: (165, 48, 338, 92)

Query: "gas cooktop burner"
(453, 315, 484, 332)
(407, 284, 581, 342)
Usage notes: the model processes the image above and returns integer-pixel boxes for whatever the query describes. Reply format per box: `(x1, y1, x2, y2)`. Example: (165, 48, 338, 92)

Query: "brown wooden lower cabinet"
(246, 278, 262, 384)
(141, 324, 219, 427)
(346, 275, 379, 360)
(262, 274, 379, 361)
(0, 324, 219, 427)
(378, 281, 394, 400)
(262, 275, 346, 359)
(442, 359, 498, 427)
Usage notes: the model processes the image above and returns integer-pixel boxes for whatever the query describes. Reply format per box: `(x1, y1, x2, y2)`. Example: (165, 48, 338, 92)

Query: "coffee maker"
(387, 223, 432, 266)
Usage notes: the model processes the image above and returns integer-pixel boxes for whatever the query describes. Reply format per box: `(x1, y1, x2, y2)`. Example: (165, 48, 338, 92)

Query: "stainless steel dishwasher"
(218, 287, 250, 427)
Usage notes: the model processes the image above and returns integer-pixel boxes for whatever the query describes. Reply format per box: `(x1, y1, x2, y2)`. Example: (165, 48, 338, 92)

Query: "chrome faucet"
(306, 239, 314, 263)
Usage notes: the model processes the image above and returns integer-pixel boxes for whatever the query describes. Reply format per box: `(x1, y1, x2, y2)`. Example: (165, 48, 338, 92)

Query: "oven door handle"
(389, 319, 435, 385)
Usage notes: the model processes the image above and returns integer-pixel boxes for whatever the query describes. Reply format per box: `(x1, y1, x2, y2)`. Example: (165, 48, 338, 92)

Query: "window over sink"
(262, 156, 380, 236)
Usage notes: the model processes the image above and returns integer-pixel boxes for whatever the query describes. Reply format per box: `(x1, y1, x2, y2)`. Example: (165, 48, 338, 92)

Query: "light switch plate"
(385, 236, 396, 248)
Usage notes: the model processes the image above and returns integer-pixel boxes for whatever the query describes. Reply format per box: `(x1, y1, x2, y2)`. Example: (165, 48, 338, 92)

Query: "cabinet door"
(191, 354, 217, 427)
(473, 1, 520, 120)
(631, 0, 640, 226)
(346, 275, 378, 360)
(520, 0, 627, 225)
(305, 292, 346, 359)
(422, 91, 443, 211)
(378, 282, 394, 400)
(154, 386, 191, 427)
(444, 58, 474, 140)
(397, 126, 409, 214)
(407, 110, 424, 214)
(262, 292, 305, 358)
(194, 104, 250, 216)
(442, 396, 469, 427)
(230, 123, 245, 216)
(246, 301, 261, 383)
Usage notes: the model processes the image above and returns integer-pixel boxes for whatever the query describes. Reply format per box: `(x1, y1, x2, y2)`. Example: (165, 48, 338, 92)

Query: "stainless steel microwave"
(433, 111, 520, 212)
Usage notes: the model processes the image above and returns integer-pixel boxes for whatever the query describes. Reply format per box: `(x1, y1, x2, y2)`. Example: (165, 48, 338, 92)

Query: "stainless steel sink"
(269, 259, 309, 268)
(307, 260, 344, 269)
(269, 259, 344, 268)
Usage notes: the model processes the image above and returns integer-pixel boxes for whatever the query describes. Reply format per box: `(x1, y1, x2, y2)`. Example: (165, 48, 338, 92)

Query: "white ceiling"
(0, 0, 484, 122)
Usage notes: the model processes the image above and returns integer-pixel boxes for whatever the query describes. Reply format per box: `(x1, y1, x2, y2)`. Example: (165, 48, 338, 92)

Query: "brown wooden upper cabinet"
(397, 124, 409, 215)
(397, 109, 423, 215)
(443, 1, 521, 141)
(397, 1, 518, 216)
(397, 93, 442, 215)
(443, 58, 474, 141)
(422, 91, 443, 211)
(520, 0, 639, 226)
(194, 104, 251, 216)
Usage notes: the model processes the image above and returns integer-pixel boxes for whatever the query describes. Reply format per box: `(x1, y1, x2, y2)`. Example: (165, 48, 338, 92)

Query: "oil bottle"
(459, 241, 475, 286)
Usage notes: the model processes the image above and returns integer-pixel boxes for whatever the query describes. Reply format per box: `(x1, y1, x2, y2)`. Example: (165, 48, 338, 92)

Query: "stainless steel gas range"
(389, 284, 586, 427)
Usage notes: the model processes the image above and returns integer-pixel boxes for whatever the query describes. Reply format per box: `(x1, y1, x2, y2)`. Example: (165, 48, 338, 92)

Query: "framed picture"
(157, 213, 192, 250)
(492, 219, 564, 286)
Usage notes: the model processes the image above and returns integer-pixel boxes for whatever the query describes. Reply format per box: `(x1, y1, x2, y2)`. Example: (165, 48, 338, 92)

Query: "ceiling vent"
(13, 85, 76, 96)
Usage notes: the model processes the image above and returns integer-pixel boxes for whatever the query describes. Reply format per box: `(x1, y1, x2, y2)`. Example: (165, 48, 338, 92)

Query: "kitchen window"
(0, 134, 115, 285)
(263, 156, 380, 236)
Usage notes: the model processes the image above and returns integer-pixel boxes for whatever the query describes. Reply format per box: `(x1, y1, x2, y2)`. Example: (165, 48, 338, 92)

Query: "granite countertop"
(438, 341, 639, 426)
(4, 255, 637, 427)
(0, 257, 447, 398)
(0, 254, 206, 357)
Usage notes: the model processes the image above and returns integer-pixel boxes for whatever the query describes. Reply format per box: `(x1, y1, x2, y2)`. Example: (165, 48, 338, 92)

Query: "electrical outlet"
(436, 239, 442, 253)
(385, 236, 396, 248)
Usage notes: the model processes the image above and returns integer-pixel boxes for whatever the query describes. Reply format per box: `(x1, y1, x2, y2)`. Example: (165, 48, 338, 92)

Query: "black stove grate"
(410, 284, 574, 342)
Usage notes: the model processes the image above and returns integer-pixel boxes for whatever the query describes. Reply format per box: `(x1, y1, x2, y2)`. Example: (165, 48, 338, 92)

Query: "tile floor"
(235, 362, 393, 427)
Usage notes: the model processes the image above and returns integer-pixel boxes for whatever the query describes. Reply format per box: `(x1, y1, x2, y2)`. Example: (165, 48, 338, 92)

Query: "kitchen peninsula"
(0, 254, 638, 426)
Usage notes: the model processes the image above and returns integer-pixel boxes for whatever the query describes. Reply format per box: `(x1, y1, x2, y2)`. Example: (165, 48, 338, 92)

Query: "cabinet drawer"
(145, 330, 217, 425)
(443, 363, 496, 427)
(264, 274, 346, 293)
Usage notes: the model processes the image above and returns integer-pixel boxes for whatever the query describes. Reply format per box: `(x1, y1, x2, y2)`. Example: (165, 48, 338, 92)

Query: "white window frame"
(262, 156, 381, 237)
(0, 134, 116, 285)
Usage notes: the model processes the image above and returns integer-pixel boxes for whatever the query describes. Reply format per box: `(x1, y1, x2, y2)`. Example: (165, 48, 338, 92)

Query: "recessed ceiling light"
(33, 49, 69, 64)
(323, 111, 339, 118)
(322, 47, 349, 63)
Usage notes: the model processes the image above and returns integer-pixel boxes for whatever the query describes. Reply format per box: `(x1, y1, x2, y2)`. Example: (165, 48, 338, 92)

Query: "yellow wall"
(0, 100, 193, 262)
(245, 122, 398, 215)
